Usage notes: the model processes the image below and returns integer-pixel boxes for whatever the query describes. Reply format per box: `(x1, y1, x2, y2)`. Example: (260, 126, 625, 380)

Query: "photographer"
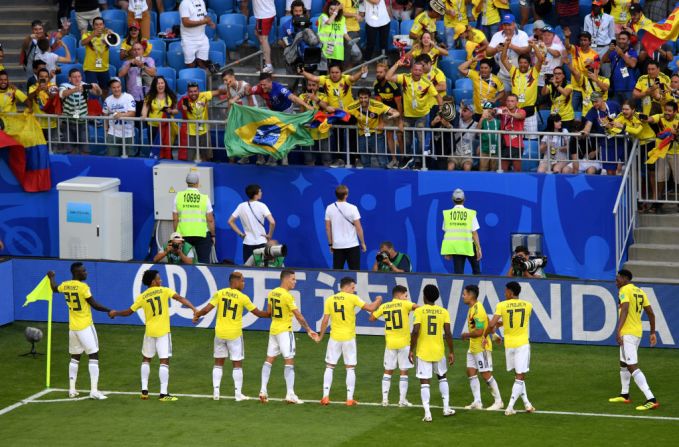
(153, 232, 197, 265)
(59, 67, 102, 154)
(507, 245, 546, 278)
(244, 239, 286, 268)
(372, 241, 412, 273)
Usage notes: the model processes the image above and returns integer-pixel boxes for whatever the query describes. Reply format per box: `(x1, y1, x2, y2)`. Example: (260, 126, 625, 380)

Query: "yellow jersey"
(650, 113, 679, 154)
(209, 288, 256, 340)
(581, 75, 609, 115)
(610, 0, 633, 24)
(131, 286, 175, 337)
(184, 91, 212, 135)
(509, 66, 540, 108)
(634, 74, 671, 116)
(28, 83, 58, 129)
(268, 287, 298, 335)
(147, 96, 175, 125)
(569, 46, 599, 92)
(120, 39, 153, 58)
(347, 99, 390, 136)
(319, 74, 354, 109)
(324, 291, 366, 341)
(0, 88, 27, 113)
(411, 45, 444, 67)
(466, 69, 504, 114)
(341, 0, 359, 32)
(477, 0, 500, 26)
(372, 299, 415, 350)
(57, 280, 93, 331)
(424, 67, 447, 107)
(467, 302, 492, 354)
(618, 283, 650, 338)
(545, 83, 575, 122)
(494, 299, 532, 348)
(81, 32, 110, 72)
(413, 304, 450, 362)
(613, 114, 656, 143)
(444, 0, 468, 27)
(410, 12, 437, 38)
(299, 91, 330, 140)
(396, 74, 439, 118)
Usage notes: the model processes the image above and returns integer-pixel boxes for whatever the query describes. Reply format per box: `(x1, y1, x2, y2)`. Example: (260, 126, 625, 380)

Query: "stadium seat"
(209, 50, 226, 66)
(400, 19, 414, 37)
(150, 11, 158, 37)
(69, 10, 81, 42)
(538, 109, 551, 132)
(509, 0, 521, 19)
(177, 78, 206, 95)
(159, 11, 181, 33)
(219, 13, 247, 27)
(448, 49, 467, 60)
(210, 40, 227, 61)
(453, 89, 473, 104)
(156, 66, 177, 91)
(579, 0, 592, 23)
(387, 19, 400, 51)
(521, 139, 540, 172)
(109, 46, 123, 70)
(163, 0, 177, 12)
(58, 63, 83, 84)
(167, 42, 186, 71)
(310, 15, 320, 33)
(438, 58, 459, 81)
(148, 38, 166, 52)
(102, 9, 128, 24)
(523, 24, 534, 36)
(76, 47, 86, 63)
(275, 0, 286, 16)
(149, 48, 166, 66)
(178, 68, 207, 85)
(455, 78, 472, 90)
(672, 55, 679, 73)
(446, 78, 454, 96)
(60, 36, 77, 60)
(279, 15, 293, 39)
(209, 0, 236, 15)
(310, 0, 324, 16)
(217, 23, 246, 50)
(107, 20, 128, 39)
(436, 20, 445, 39)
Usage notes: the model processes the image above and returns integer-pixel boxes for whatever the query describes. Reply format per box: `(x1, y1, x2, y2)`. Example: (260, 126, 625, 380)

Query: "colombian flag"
(308, 109, 350, 134)
(0, 113, 51, 192)
(225, 104, 315, 159)
(636, 3, 679, 55)
(646, 129, 677, 164)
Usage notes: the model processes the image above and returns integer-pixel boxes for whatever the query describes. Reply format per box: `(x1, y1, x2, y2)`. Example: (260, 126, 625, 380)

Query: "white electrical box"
(153, 163, 214, 220)
(57, 177, 134, 261)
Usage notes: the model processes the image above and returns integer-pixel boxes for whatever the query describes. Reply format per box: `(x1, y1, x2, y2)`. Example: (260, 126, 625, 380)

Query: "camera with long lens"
(171, 242, 181, 250)
(253, 244, 287, 259)
(512, 255, 548, 273)
(81, 83, 93, 91)
(376, 251, 390, 262)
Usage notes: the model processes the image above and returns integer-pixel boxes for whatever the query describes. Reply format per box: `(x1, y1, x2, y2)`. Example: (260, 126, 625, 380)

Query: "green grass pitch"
(1, 321, 677, 446)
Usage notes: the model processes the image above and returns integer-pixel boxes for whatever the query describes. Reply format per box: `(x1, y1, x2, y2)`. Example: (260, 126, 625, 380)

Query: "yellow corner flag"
(24, 276, 53, 306)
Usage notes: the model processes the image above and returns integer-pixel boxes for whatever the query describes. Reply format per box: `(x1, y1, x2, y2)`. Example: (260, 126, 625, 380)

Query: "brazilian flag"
(225, 104, 315, 159)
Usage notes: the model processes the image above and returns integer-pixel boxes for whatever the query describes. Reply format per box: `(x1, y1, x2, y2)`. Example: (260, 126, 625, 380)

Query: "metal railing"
(613, 141, 640, 271)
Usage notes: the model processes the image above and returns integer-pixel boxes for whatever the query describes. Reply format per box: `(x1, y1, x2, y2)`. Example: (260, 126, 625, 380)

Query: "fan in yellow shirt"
(0, 71, 27, 112)
(193, 271, 270, 401)
(458, 54, 505, 116)
(460, 284, 504, 411)
(485, 281, 534, 416)
(609, 269, 659, 411)
(408, 284, 454, 422)
(385, 58, 443, 120)
(369, 285, 418, 406)
(318, 276, 381, 406)
(259, 270, 318, 405)
(301, 63, 365, 109)
(632, 61, 671, 116)
(501, 39, 543, 111)
(109, 269, 196, 401)
(48, 263, 112, 400)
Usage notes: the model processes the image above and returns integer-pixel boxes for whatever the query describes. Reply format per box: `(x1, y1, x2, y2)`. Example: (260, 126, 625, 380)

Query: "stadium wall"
(0, 260, 13, 325)
(0, 155, 622, 279)
(6, 259, 677, 348)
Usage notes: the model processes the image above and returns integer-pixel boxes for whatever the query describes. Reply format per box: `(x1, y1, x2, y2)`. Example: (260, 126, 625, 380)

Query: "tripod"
(20, 340, 44, 358)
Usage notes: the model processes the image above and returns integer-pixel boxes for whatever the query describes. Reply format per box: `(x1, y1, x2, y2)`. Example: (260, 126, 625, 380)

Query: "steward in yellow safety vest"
(440, 188, 482, 275)
(172, 171, 215, 264)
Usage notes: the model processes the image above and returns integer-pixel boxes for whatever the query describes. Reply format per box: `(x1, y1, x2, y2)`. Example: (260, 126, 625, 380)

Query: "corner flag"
(23, 275, 54, 387)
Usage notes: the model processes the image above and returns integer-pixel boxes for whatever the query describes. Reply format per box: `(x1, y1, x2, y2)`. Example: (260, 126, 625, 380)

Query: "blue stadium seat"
(672, 55, 679, 73)
(178, 67, 207, 85)
(107, 20, 128, 39)
(279, 15, 292, 39)
(209, 0, 236, 15)
(205, 11, 218, 39)
(109, 46, 122, 69)
(218, 23, 246, 50)
(149, 48, 166, 66)
(579, 0, 592, 24)
(159, 11, 181, 33)
(58, 63, 83, 85)
(521, 139, 540, 172)
(167, 42, 185, 71)
(453, 88, 473, 104)
(219, 13, 247, 27)
(400, 19, 414, 37)
(455, 78, 472, 90)
(509, 0, 521, 19)
(436, 20, 445, 39)
(438, 58, 459, 80)
(163, 0, 177, 11)
(210, 39, 226, 61)
(448, 49, 467, 60)
(210, 50, 226, 66)
(155, 66, 177, 92)
(150, 11, 158, 37)
(177, 78, 206, 95)
(538, 109, 551, 132)
(102, 9, 128, 24)
(69, 10, 81, 42)
(523, 24, 534, 36)
(61, 35, 77, 60)
(446, 78, 454, 96)
(275, 0, 286, 16)
(387, 19, 400, 51)
(148, 38, 166, 52)
(76, 47, 86, 63)
(310, 0, 324, 16)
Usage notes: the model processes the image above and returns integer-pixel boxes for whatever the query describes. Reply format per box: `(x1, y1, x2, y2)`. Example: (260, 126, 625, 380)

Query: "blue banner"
(7, 259, 677, 348)
(0, 155, 621, 279)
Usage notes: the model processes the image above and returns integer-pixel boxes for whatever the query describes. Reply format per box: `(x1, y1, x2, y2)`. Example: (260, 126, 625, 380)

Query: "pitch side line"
(0, 389, 55, 416)
(33, 388, 679, 422)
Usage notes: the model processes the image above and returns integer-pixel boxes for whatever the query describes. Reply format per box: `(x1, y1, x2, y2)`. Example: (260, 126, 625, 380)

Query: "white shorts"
(416, 357, 447, 379)
(505, 344, 530, 374)
(142, 333, 173, 359)
(384, 346, 413, 371)
(524, 114, 538, 137)
(567, 160, 602, 173)
(214, 336, 244, 361)
(620, 334, 641, 365)
(181, 36, 210, 64)
(325, 338, 358, 366)
(69, 325, 99, 355)
(466, 350, 493, 373)
(266, 332, 296, 359)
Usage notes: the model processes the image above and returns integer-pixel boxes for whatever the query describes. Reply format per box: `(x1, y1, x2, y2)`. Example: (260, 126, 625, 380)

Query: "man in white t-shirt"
(228, 183, 276, 264)
(252, 0, 276, 73)
(538, 25, 565, 88)
(179, 0, 215, 68)
(325, 184, 366, 270)
(103, 77, 137, 157)
(486, 13, 530, 93)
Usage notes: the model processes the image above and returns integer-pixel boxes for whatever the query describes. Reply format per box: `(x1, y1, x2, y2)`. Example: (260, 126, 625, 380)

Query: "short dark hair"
(70, 262, 84, 275)
(646, 60, 660, 69)
(68, 67, 81, 77)
(142, 269, 159, 287)
(506, 93, 519, 101)
(357, 87, 371, 97)
(335, 184, 348, 200)
(619, 30, 632, 39)
(222, 68, 235, 77)
(518, 54, 531, 64)
(479, 59, 493, 68)
(328, 61, 343, 71)
(0, 70, 8, 78)
(665, 101, 678, 112)
(33, 59, 47, 69)
(37, 38, 50, 52)
(423, 284, 440, 303)
(464, 284, 479, 298)
(229, 271, 243, 283)
(506, 281, 521, 296)
(93, 17, 104, 25)
(392, 285, 408, 296)
(618, 269, 633, 281)
(245, 184, 261, 199)
(579, 31, 592, 40)
(37, 68, 50, 77)
(340, 276, 355, 288)
(380, 241, 394, 250)
(414, 54, 432, 65)
(259, 72, 273, 81)
(280, 269, 295, 281)
(514, 245, 529, 255)
(31, 20, 43, 28)
(290, 0, 306, 12)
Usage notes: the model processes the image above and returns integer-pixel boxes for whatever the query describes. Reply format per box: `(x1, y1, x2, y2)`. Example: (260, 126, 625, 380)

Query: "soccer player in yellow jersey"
(317, 277, 382, 406)
(609, 269, 659, 411)
(109, 269, 197, 401)
(460, 284, 503, 411)
(259, 270, 318, 405)
(409, 284, 455, 421)
(48, 263, 112, 400)
(485, 281, 535, 416)
(193, 271, 270, 401)
(369, 285, 418, 407)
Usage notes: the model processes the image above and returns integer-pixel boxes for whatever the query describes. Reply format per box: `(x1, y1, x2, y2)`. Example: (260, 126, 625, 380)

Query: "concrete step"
(628, 243, 679, 262)
(638, 213, 679, 228)
(633, 227, 679, 245)
(633, 277, 679, 285)
(0, 6, 57, 22)
(623, 260, 679, 280)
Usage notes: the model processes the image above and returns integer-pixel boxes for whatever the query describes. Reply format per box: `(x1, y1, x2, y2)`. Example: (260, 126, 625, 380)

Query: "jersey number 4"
(64, 292, 82, 312)
(333, 301, 346, 320)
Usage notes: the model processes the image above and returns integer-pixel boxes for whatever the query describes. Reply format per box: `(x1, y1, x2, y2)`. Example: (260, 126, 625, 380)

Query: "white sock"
(486, 376, 502, 402)
(421, 384, 431, 417)
(159, 364, 169, 395)
(469, 375, 481, 403)
(632, 369, 655, 400)
(323, 367, 334, 398)
(521, 382, 531, 406)
(260, 362, 272, 394)
(346, 367, 356, 401)
(507, 380, 524, 410)
(69, 359, 79, 392)
(439, 377, 450, 410)
(88, 359, 99, 393)
(141, 362, 150, 392)
(399, 375, 409, 402)
(284, 365, 295, 395)
(381, 374, 392, 400)
(212, 366, 223, 392)
(620, 367, 631, 395)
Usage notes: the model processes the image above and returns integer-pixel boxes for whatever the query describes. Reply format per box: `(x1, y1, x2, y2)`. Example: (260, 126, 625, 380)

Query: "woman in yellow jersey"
(407, 31, 449, 67)
(120, 22, 152, 61)
(608, 0, 635, 33)
(142, 76, 178, 160)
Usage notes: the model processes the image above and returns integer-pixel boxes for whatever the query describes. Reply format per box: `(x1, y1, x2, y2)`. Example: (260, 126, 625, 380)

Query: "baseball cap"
(170, 232, 184, 241)
(629, 4, 642, 14)
(452, 188, 465, 201)
(128, 21, 140, 29)
(108, 76, 121, 86)
(500, 13, 515, 25)
(592, 0, 604, 6)
(482, 101, 494, 109)
(542, 25, 554, 33)
(453, 24, 467, 40)
(186, 171, 200, 184)
(590, 91, 604, 101)
(533, 20, 546, 31)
